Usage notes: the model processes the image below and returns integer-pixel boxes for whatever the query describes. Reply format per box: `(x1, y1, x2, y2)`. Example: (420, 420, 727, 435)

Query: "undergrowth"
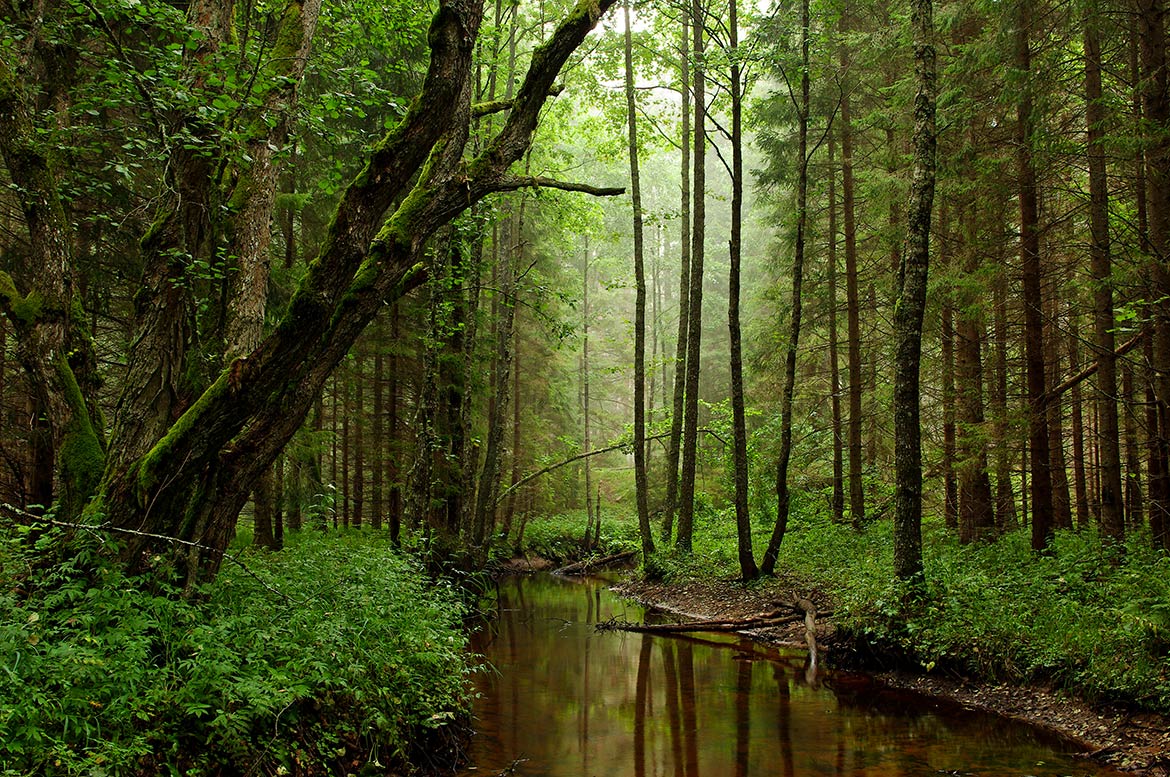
(0, 527, 475, 776)
(505, 509, 640, 563)
(649, 505, 1170, 714)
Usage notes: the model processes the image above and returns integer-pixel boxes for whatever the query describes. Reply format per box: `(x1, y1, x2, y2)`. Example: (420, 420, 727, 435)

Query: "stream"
(459, 573, 1127, 777)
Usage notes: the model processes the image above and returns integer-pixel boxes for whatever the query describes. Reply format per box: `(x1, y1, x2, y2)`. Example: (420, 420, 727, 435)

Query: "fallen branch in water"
(795, 596, 820, 681)
(595, 600, 831, 636)
(553, 550, 637, 576)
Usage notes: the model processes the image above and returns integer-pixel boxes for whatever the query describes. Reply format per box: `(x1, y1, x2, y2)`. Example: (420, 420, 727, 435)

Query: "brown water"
(461, 574, 1126, 777)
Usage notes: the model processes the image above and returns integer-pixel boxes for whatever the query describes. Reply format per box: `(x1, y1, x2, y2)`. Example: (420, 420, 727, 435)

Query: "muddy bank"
(613, 576, 1170, 776)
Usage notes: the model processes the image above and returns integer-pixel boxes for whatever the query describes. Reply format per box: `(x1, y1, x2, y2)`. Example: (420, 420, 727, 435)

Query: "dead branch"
(1043, 329, 1147, 403)
(596, 613, 806, 634)
(495, 428, 725, 505)
(553, 550, 637, 576)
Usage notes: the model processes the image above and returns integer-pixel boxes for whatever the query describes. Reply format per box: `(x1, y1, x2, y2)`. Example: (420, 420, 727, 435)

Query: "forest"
(2, 0, 1170, 770)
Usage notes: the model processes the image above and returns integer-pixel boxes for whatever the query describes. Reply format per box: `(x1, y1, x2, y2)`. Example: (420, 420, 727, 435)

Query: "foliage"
(828, 524, 1170, 711)
(507, 509, 639, 563)
(641, 491, 1170, 714)
(0, 528, 474, 775)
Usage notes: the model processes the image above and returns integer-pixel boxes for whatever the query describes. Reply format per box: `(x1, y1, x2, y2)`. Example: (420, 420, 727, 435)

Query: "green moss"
(0, 270, 44, 324)
(54, 356, 105, 517)
(137, 369, 231, 501)
(271, 0, 304, 64)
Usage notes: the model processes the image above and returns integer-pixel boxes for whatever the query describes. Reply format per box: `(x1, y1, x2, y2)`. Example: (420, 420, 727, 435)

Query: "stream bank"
(613, 575, 1170, 776)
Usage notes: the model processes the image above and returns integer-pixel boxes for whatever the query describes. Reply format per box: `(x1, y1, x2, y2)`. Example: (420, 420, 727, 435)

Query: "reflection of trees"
(774, 665, 795, 777)
(678, 641, 699, 777)
(661, 640, 685, 777)
(733, 640, 753, 777)
(634, 635, 651, 777)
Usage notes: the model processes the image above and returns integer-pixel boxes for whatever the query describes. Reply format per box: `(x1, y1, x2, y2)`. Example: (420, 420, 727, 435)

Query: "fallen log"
(553, 550, 637, 576)
(595, 610, 805, 634)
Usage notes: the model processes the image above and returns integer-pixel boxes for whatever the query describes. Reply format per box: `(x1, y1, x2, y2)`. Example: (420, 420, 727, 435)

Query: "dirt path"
(613, 576, 1170, 776)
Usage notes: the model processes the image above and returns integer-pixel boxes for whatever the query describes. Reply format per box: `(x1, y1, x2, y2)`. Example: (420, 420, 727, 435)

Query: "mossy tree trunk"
(892, 0, 935, 585)
(79, 0, 621, 582)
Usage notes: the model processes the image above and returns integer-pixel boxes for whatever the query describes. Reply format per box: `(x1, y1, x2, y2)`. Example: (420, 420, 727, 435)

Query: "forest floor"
(612, 575, 1170, 776)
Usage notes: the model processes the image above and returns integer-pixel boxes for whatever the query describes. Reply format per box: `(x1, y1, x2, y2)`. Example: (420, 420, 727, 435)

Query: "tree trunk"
(0, 20, 103, 518)
(955, 207, 994, 544)
(625, 0, 655, 563)
(1084, 0, 1124, 542)
(372, 330, 384, 531)
(941, 285, 958, 532)
(727, 0, 756, 580)
(677, 0, 706, 554)
(352, 354, 364, 529)
(664, 18, 692, 544)
(389, 304, 402, 545)
(1123, 361, 1144, 528)
(827, 133, 845, 525)
(991, 237, 1017, 531)
(840, 34, 865, 529)
(762, 0, 809, 575)
(1139, 0, 1170, 551)
(1017, 0, 1055, 551)
(892, 0, 935, 584)
(1046, 297, 1072, 531)
(1068, 325, 1091, 530)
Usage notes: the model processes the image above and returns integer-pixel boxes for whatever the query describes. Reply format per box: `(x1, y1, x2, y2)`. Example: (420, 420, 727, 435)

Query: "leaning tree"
(0, 0, 620, 584)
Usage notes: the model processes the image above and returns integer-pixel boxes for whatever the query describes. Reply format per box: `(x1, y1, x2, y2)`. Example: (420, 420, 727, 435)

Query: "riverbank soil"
(613, 576, 1170, 776)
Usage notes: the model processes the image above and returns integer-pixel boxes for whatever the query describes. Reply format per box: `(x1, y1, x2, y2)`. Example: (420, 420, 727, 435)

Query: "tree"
(1, 0, 624, 582)
(892, 0, 935, 584)
(677, 0, 707, 554)
(624, 0, 655, 563)
(663, 16, 691, 544)
(726, 0, 757, 581)
(1015, 0, 1055, 552)
(761, 0, 811, 576)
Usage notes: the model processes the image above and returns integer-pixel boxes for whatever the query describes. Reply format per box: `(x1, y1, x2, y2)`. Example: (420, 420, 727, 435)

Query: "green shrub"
(0, 527, 474, 775)
(509, 510, 639, 563)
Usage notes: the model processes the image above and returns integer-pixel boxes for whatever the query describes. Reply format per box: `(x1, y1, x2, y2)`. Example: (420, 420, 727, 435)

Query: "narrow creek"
(460, 573, 1126, 777)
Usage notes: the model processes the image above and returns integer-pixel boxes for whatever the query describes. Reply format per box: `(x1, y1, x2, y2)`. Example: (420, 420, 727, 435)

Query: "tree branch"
(1043, 328, 1147, 403)
(495, 428, 724, 505)
(491, 175, 625, 196)
(472, 84, 565, 117)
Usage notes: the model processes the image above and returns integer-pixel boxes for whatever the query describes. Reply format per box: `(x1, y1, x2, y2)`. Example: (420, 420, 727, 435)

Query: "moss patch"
(136, 369, 231, 502)
(54, 355, 105, 517)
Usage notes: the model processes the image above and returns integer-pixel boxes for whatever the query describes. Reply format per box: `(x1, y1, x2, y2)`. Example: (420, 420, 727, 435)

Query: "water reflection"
(463, 575, 1122, 777)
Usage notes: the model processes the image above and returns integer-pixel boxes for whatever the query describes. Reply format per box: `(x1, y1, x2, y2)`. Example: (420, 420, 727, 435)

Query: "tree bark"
(827, 133, 845, 525)
(625, 0, 655, 563)
(893, 0, 935, 584)
(941, 281, 959, 532)
(727, 0, 756, 580)
(1016, 0, 1055, 551)
(677, 0, 706, 554)
(762, 0, 809, 576)
(839, 32, 865, 529)
(665, 17, 692, 545)
(1084, 0, 1124, 542)
(1138, 0, 1170, 551)
(954, 205, 994, 544)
